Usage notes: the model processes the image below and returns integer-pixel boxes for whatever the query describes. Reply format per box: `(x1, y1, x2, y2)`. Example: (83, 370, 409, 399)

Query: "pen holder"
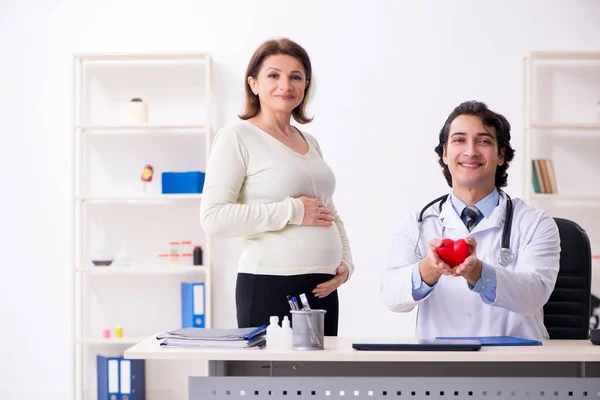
(291, 309, 326, 350)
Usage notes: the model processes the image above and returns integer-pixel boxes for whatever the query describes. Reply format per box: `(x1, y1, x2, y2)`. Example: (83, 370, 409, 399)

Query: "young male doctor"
(381, 100, 560, 340)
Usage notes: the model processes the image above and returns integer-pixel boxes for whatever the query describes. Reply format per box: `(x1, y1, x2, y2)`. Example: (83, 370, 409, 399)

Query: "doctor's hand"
(452, 236, 482, 285)
(297, 196, 334, 227)
(419, 238, 454, 286)
(312, 262, 349, 298)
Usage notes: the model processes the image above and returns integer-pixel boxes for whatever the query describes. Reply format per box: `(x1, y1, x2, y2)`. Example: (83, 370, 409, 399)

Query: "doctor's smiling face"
(443, 115, 504, 193)
(435, 101, 515, 202)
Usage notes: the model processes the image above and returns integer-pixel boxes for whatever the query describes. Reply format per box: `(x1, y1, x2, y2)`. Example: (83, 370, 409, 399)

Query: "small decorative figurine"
(141, 164, 153, 192)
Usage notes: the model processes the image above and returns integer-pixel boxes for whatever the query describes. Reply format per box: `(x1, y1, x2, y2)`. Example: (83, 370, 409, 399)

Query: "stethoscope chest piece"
(499, 247, 514, 266)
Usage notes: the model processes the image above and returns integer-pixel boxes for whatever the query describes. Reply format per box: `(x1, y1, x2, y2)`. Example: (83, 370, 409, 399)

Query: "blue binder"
(97, 355, 146, 400)
(181, 282, 205, 328)
(436, 336, 542, 346)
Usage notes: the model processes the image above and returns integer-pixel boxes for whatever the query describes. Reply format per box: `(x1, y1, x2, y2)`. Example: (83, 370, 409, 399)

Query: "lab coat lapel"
(470, 191, 508, 234)
(438, 195, 465, 231)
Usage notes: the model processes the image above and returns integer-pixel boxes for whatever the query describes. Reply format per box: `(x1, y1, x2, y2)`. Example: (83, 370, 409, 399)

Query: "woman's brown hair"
(239, 38, 313, 124)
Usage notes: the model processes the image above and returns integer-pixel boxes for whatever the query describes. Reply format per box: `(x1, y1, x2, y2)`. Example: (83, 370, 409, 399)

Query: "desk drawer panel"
(190, 377, 600, 400)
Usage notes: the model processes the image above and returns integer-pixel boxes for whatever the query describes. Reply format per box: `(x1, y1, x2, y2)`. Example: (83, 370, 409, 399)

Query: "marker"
(291, 296, 300, 311)
(299, 293, 311, 310)
(286, 295, 295, 311)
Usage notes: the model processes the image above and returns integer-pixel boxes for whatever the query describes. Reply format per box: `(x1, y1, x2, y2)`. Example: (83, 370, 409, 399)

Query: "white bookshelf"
(522, 51, 600, 329)
(522, 52, 600, 236)
(72, 52, 213, 400)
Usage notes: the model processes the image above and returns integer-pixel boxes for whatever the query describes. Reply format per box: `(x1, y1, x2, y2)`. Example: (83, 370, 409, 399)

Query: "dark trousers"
(235, 272, 339, 336)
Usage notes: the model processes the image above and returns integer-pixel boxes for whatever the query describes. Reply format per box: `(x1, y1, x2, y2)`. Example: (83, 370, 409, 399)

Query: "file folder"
(436, 336, 542, 346)
(119, 358, 146, 400)
(97, 355, 146, 400)
(181, 282, 205, 328)
(97, 356, 119, 400)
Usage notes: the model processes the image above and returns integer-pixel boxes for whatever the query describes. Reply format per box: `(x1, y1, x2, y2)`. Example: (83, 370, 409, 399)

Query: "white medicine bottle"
(281, 315, 293, 350)
(266, 316, 281, 349)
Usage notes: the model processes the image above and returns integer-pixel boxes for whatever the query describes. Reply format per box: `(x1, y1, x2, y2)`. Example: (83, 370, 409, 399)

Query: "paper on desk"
(160, 336, 266, 349)
(156, 326, 265, 341)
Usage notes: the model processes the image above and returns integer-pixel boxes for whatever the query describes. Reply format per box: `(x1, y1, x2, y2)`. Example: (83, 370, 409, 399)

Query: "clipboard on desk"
(436, 336, 542, 346)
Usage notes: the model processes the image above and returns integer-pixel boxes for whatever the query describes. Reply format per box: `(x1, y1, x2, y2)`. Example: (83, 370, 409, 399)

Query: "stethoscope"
(415, 192, 515, 266)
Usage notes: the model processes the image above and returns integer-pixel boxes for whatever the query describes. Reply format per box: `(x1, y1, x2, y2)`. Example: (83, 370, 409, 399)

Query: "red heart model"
(435, 238, 471, 268)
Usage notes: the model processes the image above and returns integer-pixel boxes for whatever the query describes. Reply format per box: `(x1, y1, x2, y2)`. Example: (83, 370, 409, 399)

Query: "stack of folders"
(156, 325, 267, 349)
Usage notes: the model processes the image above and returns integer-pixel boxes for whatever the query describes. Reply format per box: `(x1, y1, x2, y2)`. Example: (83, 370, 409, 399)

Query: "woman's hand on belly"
(312, 262, 349, 298)
(297, 196, 334, 227)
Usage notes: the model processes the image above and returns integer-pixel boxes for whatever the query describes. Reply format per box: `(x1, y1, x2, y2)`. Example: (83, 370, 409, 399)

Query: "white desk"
(124, 336, 600, 399)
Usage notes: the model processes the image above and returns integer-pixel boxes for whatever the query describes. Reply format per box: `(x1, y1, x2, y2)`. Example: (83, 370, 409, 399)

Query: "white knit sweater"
(200, 120, 354, 278)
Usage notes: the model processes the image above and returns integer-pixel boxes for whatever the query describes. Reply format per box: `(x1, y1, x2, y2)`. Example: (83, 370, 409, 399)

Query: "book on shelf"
(532, 159, 557, 194)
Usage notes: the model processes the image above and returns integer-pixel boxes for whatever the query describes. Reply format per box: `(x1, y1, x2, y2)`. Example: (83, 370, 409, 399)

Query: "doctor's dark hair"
(434, 101, 515, 188)
(239, 38, 313, 124)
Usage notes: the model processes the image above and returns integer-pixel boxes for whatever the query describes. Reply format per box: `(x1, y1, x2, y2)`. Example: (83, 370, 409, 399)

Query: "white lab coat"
(381, 192, 560, 340)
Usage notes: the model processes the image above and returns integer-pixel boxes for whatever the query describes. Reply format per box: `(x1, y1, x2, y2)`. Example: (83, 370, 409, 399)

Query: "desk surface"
(123, 335, 600, 363)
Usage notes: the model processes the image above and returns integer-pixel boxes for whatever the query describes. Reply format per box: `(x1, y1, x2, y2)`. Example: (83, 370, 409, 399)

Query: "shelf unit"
(523, 51, 600, 329)
(72, 53, 213, 400)
(522, 51, 600, 223)
(523, 52, 600, 202)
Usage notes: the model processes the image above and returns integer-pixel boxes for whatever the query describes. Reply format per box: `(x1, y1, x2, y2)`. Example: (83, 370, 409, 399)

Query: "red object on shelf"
(141, 164, 154, 182)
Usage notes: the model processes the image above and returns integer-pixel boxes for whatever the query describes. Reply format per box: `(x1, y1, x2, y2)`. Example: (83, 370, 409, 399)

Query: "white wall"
(1, 0, 599, 398)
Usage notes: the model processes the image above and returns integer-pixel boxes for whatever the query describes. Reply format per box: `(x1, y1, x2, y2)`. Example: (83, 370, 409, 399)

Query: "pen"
(298, 294, 320, 347)
(291, 296, 300, 311)
(286, 295, 295, 311)
(299, 293, 311, 310)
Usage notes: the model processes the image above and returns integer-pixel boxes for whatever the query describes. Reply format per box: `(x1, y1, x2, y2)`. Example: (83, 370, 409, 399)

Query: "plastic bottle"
(193, 246, 203, 266)
(266, 316, 281, 349)
(281, 316, 293, 350)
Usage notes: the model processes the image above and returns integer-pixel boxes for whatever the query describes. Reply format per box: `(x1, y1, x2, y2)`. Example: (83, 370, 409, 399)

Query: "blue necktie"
(462, 206, 481, 232)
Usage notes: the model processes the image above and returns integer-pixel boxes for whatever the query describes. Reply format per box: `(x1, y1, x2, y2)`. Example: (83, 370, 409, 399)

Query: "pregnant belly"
(247, 224, 343, 268)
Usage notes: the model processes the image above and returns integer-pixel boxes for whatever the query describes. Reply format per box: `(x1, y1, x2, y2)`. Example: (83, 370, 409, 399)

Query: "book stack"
(156, 326, 267, 349)
(532, 159, 557, 194)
